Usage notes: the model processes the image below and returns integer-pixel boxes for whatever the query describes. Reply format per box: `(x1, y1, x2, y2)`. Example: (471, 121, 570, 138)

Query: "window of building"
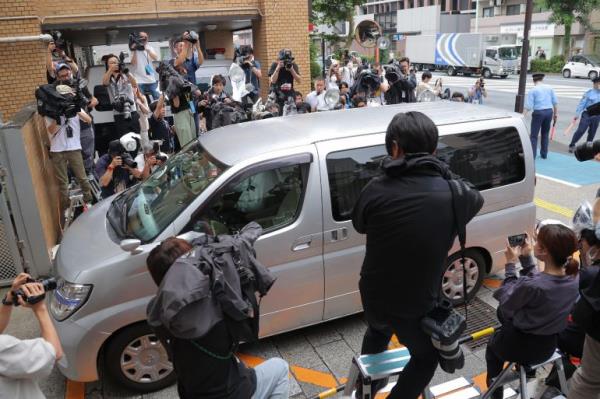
(187, 163, 308, 235)
(390, 2, 398, 11)
(506, 4, 521, 15)
(441, 0, 447, 12)
(471, 1, 476, 10)
(483, 7, 494, 17)
(452, 0, 459, 10)
(326, 127, 525, 221)
(418, 0, 424, 7)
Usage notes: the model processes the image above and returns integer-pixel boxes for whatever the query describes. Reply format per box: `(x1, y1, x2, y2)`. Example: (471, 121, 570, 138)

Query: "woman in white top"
(327, 62, 343, 90)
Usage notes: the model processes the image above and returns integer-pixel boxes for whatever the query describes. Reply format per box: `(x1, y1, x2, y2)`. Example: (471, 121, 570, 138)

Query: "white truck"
(406, 33, 520, 79)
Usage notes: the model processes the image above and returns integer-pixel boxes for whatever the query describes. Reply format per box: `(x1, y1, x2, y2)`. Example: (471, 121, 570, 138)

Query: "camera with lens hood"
(6, 277, 58, 306)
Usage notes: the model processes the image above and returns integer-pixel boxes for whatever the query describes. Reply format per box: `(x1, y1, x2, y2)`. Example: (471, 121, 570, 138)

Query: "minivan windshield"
(108, 141, 226, 242)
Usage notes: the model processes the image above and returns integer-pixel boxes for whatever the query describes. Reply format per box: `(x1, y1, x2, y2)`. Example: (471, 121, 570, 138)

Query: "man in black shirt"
(268, 48, 302, 111)
(149, 95, 174, 153)
(352, 111, 483, 399)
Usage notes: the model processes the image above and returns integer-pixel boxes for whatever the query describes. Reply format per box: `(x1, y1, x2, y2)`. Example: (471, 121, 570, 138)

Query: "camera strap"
(447, 179, 469, 321)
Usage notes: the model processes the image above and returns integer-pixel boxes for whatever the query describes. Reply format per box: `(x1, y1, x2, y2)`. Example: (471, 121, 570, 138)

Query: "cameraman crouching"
(102, 54, 140, 139)
(135, 143, 167, 180)
(95, 140, 141, 198)
(145, 238, 290, 398)
(352, 112, 483, 398)
(1, 273, 64, 398)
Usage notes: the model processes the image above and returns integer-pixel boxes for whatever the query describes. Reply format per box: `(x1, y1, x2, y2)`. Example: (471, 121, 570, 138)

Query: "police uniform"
(525, 73, 557, 159)
(569, 77, 600, 151)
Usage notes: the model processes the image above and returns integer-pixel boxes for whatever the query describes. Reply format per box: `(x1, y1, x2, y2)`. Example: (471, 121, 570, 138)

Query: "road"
(2, 73, 599, 399)
(427, 72, 594, 149)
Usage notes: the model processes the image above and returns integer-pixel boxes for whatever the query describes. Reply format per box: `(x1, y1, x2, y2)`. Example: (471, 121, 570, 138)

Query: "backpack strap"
(447, 179, 469, 319)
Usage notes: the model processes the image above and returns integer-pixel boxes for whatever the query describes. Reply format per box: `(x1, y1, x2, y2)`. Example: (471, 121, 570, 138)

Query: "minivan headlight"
(50, 279, 92, 321)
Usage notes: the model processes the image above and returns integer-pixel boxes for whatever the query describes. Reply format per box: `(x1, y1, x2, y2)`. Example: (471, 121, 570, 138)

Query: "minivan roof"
(200, 102, 518, 165)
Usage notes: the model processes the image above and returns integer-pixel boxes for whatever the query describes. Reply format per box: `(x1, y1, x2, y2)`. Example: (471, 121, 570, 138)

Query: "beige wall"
(204, 30, 235, 61)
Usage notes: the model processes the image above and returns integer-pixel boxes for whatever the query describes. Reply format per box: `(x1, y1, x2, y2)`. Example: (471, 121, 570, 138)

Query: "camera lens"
(574, 140, 600, 162)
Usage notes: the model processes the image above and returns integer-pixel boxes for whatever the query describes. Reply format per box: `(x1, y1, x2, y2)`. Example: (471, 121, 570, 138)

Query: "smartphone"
(508, 233, 527, 247)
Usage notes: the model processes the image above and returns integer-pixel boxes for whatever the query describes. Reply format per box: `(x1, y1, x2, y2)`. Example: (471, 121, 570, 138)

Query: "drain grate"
(455, 297, 500, 351)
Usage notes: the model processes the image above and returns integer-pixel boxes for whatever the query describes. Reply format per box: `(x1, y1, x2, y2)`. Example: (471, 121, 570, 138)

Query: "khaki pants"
(173, 109, 196, 148)
(50, 150, 93, 211)
(569, 334, 600, 399)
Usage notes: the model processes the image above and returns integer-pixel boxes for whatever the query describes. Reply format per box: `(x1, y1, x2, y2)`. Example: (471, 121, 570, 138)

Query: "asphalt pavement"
(3, 72, 599, 399)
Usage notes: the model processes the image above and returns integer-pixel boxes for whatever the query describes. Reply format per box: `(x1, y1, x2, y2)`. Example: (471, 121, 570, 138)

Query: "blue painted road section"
(535, 151, 600, 186)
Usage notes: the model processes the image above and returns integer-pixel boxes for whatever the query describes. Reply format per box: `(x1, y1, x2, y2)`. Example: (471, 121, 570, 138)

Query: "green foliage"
(312, 0, 363, 26)
(536, 0, 600, 56)
(380, 48, 390, 64)
(530, 55, 566, 73)
(309, 40, 323, 81)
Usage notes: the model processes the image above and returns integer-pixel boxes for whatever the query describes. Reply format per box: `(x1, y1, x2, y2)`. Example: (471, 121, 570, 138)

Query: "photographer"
(102, 53, 140, 138)
(130, 31, 160, 101)
(484, 227, 579, 399)
(146, 238, 290, 399)
(43, 79, 94, 212)
(198, 74, 232, 131)
(384, 57, 416, 104)
(269, 49, 302, 110)
(46, 40, 79, 84)
(95, 140, 141, 198)
(135, 143, 167, 180)
(352, 111, 483, 398)
(149, 94, 174, 153)
(173, 31, 204, 86)
(1, 273, 63, 399)
(238, 45, 262, 101)
(468, 78, 487, 105)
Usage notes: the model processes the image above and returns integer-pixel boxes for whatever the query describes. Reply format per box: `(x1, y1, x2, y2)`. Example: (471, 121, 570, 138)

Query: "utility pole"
(474, 0, 480, 33)
(515, 0, 532, 113)
(321, 35, 326, 78)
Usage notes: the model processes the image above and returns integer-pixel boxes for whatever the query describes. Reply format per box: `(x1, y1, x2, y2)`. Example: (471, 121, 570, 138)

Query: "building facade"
(0, 0, 311, 121)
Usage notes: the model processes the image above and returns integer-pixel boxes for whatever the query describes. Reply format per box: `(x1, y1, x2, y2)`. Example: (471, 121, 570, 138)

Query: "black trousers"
(486, 321, 557, 398)
(114, 111, 141, 137)
(361, 298, 438, 399)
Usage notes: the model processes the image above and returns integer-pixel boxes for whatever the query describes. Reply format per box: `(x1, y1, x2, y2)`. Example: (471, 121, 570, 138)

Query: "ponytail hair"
(537, 224, 579, 276)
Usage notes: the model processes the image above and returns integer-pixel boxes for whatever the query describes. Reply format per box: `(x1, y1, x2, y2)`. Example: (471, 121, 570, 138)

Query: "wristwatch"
(2, 293, 13, 306)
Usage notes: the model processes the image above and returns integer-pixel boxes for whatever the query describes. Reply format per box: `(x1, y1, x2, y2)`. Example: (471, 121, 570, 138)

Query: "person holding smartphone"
(484, 226, 579, 399)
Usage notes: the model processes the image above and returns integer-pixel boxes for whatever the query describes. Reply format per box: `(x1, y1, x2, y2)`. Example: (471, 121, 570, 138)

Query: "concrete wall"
(397, 6, 441, 35)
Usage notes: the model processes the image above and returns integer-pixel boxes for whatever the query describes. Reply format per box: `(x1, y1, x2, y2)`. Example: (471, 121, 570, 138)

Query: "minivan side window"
(326, 127, 525, 221)
(186, 164, 307, 235)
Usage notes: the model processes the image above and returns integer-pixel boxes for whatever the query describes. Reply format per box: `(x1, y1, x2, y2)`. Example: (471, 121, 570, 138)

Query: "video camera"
(183, 30, 199, 44)
(35, 79, 89, 123)
(129, 32, 146, 51)
(6, 277, 57, 306)
(278, 49, 295, 70)
(156, 61, 197, 100)
(113, 96, 134, 119)
(350, 69, 381, 97)
(118, 51, 129, 74)
(108, 139, 138, 168)
(384, 62, 403, 85)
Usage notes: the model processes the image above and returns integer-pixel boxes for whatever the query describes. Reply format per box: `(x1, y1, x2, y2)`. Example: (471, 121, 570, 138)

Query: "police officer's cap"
(532, 73, 545, 81)
(592, 76, 600, 84)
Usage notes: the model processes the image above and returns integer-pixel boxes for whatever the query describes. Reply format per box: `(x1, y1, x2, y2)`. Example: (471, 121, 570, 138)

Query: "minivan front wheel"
(105, 323, 176, 392)
(441, 250, 486, 305)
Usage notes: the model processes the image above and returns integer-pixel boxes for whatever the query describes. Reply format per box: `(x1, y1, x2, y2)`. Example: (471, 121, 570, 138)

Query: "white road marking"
(535, 173, 581, 188)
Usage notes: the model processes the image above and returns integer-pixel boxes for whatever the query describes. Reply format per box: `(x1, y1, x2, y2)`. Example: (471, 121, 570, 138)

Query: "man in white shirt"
(130, 32, 160, 101)
(306, 78, 328, 112)
(45, 84, 94, 211)
(1, 273, 64, 399)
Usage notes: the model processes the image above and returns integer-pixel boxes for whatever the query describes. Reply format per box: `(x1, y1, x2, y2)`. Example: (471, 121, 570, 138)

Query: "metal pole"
(474, 0, 480, 33)
(321, 35, 326, 78)
(515, 0, 533, 113)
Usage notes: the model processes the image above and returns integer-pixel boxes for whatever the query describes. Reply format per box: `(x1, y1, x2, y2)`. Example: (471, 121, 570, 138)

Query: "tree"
(312, 0, 363, 47)
(537, 0, 600, 57)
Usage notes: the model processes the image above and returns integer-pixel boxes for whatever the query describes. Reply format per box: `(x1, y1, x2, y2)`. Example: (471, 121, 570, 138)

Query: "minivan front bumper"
(53, 316, 111, 381)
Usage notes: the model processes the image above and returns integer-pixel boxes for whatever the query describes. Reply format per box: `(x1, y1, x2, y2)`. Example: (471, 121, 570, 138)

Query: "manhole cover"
(455, 297, 500, 351)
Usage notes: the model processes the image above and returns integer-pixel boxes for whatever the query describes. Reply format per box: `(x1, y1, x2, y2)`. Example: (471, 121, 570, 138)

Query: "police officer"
(569, 77, 600, 152)
(524, 73, 558, 159)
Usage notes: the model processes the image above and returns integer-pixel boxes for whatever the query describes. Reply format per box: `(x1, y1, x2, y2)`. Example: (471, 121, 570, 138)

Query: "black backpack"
(35, 83, 69, 122)
(210, 102, 248, 129)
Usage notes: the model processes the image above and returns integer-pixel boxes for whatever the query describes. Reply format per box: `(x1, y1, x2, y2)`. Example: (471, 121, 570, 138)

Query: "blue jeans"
(569, 112, 600, 147)
(138, 82, 160, 102)
(251, 358, 289, 399)
(530, 108, 553, 158)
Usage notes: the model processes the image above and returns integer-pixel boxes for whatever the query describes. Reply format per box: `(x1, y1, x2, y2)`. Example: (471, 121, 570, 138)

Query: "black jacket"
(573, 263, 600, 342)
(352, 154, 483, 318)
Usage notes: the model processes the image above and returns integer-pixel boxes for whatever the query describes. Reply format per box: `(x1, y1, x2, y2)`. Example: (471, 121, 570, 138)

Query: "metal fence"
(0, 181, 22, 285)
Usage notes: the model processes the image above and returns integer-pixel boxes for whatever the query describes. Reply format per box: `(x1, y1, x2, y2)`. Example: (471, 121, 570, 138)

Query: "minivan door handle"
(292, 235, 313, 251)
(326, 227, 348, 243)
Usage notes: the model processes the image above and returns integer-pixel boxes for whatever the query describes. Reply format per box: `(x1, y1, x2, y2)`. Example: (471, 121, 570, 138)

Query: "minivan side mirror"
(120, 239, 142, 254)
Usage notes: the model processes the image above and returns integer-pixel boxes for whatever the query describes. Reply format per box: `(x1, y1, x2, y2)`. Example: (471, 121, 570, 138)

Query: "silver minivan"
(50, 102, 535, 392)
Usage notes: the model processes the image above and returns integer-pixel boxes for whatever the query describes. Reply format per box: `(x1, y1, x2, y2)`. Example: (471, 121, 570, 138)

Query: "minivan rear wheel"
(105, 323, 176, 392)
(441, 250, 486, 305)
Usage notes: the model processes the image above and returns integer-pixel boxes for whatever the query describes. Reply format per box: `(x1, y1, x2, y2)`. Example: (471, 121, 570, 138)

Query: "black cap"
(592, 76, 600, 84)
(532, 73, 545, 81)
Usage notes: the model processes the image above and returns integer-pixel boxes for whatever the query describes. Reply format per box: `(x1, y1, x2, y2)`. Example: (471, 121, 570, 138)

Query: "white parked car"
(562, 54, 600, 79)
